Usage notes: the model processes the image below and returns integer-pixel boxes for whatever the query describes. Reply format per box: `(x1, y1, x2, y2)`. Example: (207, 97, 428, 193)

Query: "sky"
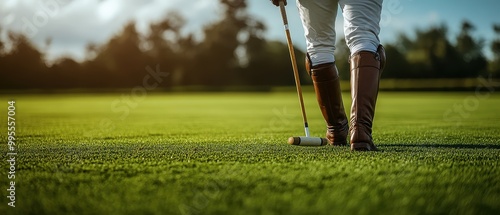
(0, 0, 499, 62)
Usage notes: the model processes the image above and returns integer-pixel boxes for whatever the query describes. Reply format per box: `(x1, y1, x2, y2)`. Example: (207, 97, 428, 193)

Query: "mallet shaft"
(279, 1, 310, 137)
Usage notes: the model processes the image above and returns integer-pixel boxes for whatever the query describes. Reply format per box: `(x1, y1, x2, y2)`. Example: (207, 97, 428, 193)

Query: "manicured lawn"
(0, 91, 499, 214)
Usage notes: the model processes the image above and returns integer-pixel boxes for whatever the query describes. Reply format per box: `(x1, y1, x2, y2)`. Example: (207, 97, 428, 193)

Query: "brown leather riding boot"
(349, 45, 386, 151)
(307, 56, 349, 146)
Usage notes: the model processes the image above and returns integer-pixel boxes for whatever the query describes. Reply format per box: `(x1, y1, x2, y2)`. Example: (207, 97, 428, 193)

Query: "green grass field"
(1, 91, 499, 215)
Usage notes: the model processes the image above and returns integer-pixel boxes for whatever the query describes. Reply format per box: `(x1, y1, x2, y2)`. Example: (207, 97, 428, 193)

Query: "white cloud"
(97, 0, 121, 22)
(0, 0, 223, 61)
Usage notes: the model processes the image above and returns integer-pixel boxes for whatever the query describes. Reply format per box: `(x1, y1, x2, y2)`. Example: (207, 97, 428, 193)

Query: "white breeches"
(297, 0, 383, 66)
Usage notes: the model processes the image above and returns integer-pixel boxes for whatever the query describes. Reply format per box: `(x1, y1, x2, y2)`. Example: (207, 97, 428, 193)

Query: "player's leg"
(340, 0, 385, 151)
(297, 0, 348, 145)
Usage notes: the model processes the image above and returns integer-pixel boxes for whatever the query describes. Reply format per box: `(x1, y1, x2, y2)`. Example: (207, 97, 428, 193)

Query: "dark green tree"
(145, 12, 186, 88)
(0, 27, 4, 54)
(83, 22, 150, 88)
(49, 57, 83, 88)
(381, 44, 411, 79)
(455, 20, 487, 77)
(241, 39, 307, 86)
(412, 24, 459, 78)
(334, 38, 350, 80)
(238, 12, 308, 87)
(181, 0, 249, 86)
(490, 24, 500, 77)
(0, 32, 48, 89)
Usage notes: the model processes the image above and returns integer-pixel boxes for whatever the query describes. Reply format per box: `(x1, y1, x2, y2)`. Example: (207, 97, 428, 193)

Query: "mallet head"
(288, 136, 328, 146)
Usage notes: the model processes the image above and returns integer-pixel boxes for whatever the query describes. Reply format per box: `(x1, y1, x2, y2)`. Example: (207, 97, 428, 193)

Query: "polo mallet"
(279, 1, 328, 146)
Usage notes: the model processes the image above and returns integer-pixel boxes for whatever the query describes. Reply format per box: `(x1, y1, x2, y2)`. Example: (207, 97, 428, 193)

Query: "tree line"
(1, 0, 499, 90)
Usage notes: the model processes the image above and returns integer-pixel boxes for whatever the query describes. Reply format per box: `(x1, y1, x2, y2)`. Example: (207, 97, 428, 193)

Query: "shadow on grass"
(382, 143, 500, 150)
